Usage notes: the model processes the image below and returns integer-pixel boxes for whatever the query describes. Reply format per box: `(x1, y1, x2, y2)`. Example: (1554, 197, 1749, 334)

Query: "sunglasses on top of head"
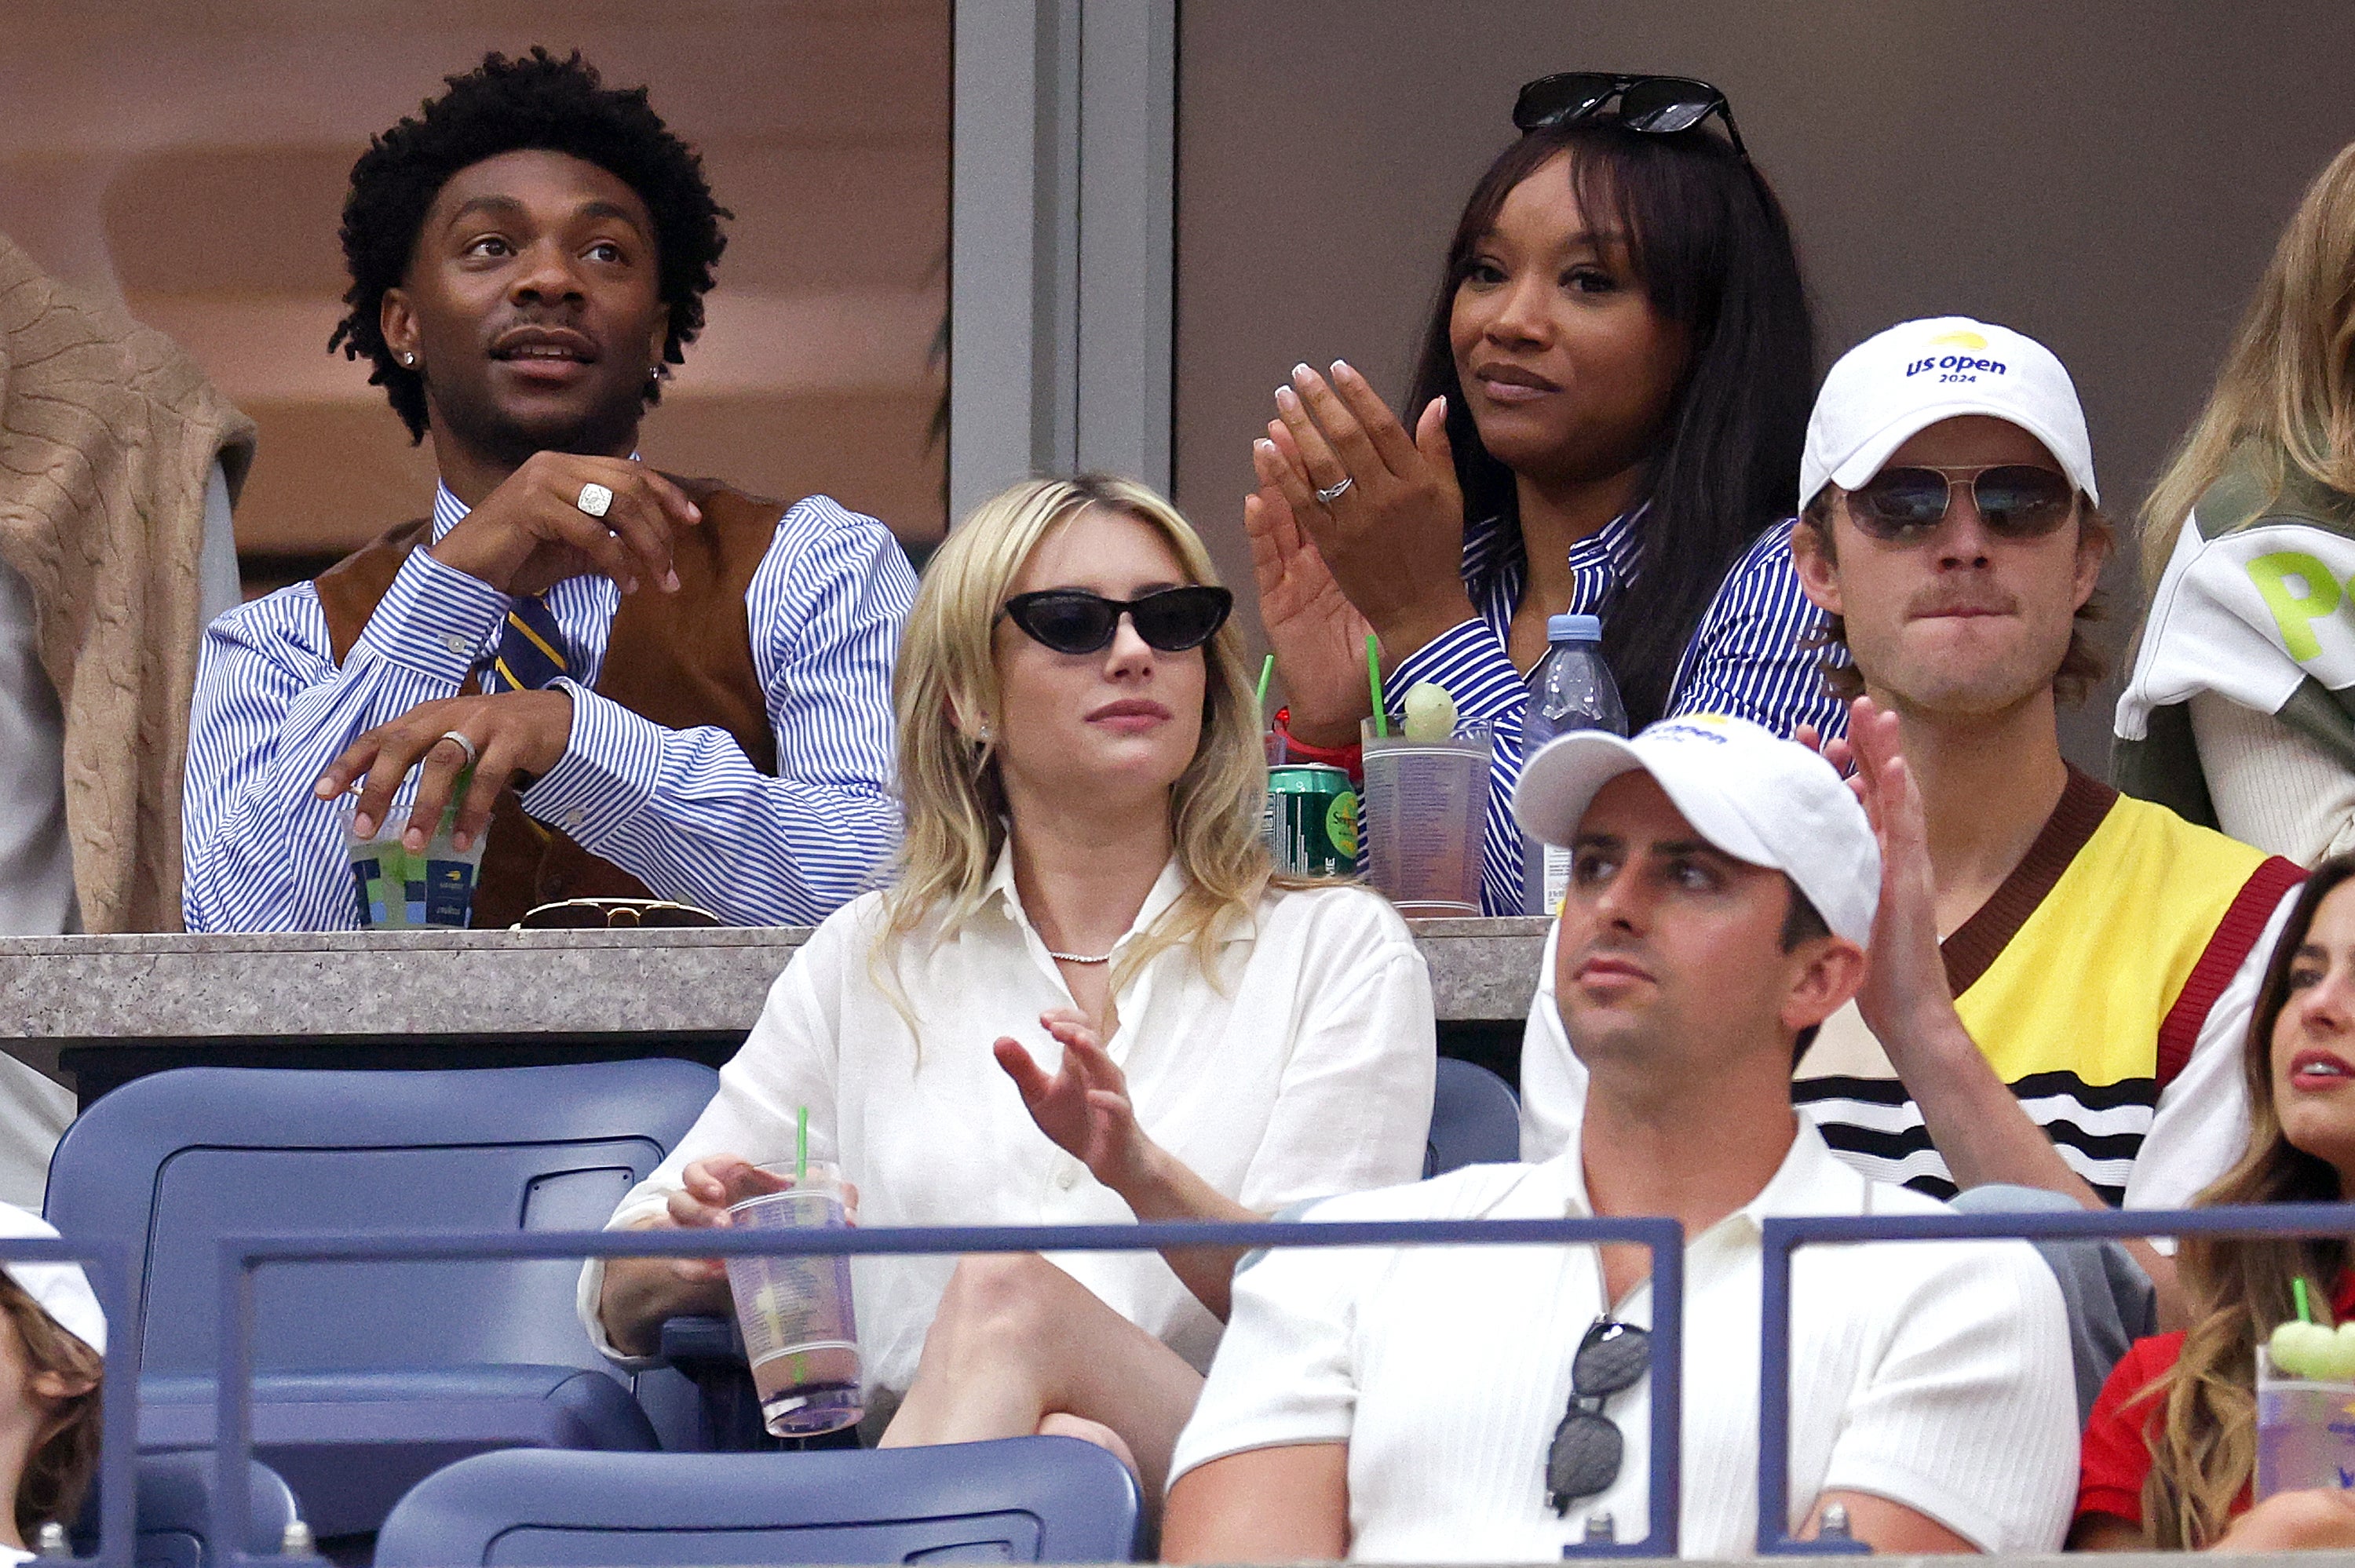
(1840, 463, 2081, 544)
(998, 585, 1234, 656)
(1512, 72, 1748, 159)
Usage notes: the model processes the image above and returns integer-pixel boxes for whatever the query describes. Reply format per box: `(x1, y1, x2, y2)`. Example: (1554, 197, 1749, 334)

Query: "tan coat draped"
(0, 235, 257, 932)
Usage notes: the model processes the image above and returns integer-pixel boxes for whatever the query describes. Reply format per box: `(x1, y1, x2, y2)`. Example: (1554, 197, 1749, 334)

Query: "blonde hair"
(2141, 142, 2355, 592)
(881, 474, 1285, 994)
(0, 1276, 100, 1543)
(2138, 856, 2355, 1548)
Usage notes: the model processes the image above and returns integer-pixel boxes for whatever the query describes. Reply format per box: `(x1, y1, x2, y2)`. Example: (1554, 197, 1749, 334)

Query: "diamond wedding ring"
(575, 481, 615, 520)
(1316, 476, 1355, 505)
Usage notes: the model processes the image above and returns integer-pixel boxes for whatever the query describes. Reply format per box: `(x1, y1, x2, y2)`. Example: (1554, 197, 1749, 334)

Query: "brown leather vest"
(314, 476, 782, 929)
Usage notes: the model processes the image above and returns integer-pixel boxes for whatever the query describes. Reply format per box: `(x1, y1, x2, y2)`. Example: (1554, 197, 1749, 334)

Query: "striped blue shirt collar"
(429, 454, 644, 544)
(1462, 503, 1647, 625)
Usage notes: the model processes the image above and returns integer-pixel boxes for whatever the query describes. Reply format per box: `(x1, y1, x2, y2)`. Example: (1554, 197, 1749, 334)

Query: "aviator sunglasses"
(1843, 463, 2080, 544)
(1512, 72, 1748, 159)
(999, 585, 1233, 656)
(1545, 1317, 1653, 1517)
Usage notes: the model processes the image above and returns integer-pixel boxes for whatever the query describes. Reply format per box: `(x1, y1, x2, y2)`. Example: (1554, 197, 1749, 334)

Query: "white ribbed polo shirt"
(1170, 1118, 2076, 1560)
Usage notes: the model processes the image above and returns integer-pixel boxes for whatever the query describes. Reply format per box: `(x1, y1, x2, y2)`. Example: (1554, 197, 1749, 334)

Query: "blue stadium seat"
(373, 1439, 1143, 1566)
(1425, 1056, 1520, 1177)
(44, 1061, 717, 1537)
(70, 1451, 301, 1568)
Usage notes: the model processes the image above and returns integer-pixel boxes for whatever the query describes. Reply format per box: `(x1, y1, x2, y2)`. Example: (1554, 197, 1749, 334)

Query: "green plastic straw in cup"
(1256, 654, 1276, 719)
(2297, 1276, 2313, 1323)
(796, 1105, 809, 1183)
(1366, 634, 1389, 738)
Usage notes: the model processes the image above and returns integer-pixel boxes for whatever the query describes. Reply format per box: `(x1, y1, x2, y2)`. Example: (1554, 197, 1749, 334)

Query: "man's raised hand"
(430, 451, 701, 598)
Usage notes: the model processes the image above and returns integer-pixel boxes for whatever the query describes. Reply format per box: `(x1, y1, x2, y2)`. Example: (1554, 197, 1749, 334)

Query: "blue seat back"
(71, 1451, 300, 1568)
(374, 1441, 1141, 1566)
(45, 1063, 717, 1377)
(1424, 1057, 1519, 1177)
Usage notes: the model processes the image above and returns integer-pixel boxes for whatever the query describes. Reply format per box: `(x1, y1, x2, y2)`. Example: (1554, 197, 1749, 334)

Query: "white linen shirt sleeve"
(1235, 890, 1436, 1210)
(1516, 919, 1584, 1161)
(575, 903, 863, 1365)
(2123, 883, 2299, 1214)
(519, 497, 915, 927)
(1167, 1193, 1371, 1487)
(1814, 1237, 2076, 1554)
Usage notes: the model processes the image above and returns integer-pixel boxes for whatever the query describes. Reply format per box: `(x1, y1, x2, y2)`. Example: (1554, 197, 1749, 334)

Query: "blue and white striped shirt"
(1386, 508, 1845, 915)
(183, 481, 916, 932)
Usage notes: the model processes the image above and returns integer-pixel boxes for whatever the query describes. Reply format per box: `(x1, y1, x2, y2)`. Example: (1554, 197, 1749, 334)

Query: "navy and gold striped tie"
(480, 593, 573, 693)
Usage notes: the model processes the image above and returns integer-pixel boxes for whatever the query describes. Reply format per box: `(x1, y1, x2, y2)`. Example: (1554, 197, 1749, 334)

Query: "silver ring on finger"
(575, 481, 615, 520)
(1316, 476, 1355, 505)
(435, 731, 480, 770)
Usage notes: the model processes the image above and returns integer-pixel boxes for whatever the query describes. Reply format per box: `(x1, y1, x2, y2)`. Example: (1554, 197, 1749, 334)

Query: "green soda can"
(1265, 764, 1360, 877)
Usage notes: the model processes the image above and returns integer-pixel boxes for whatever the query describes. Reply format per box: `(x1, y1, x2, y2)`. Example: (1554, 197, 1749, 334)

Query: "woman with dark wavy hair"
(2072, 852, 2355, 1553)
(1251, 74, 1838, 916)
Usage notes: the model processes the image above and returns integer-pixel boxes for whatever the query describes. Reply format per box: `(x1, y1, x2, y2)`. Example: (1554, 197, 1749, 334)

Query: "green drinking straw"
(1255, 654, 1276, 719)
(1366, 634, 1389, 738)
(796, 1105, 809, 1183)
(2297, 1276, 2314, 1323)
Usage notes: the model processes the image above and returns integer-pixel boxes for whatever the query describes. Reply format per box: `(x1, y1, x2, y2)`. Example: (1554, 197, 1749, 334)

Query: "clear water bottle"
(1521, 614, 1627, 916)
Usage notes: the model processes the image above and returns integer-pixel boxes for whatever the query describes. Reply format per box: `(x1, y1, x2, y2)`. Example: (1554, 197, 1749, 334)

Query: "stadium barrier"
(210, 1217, 1685, 1565)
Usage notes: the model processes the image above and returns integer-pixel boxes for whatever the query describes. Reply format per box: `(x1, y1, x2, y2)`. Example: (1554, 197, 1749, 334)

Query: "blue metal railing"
(211, 1216, 1685, 1565)
(1756, 1200, 2355, 1556)
(0, 1237, 140, 1568)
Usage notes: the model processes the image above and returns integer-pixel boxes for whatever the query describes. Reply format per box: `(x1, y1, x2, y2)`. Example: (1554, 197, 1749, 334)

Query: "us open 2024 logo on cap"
(1904, 328, 2008, 385)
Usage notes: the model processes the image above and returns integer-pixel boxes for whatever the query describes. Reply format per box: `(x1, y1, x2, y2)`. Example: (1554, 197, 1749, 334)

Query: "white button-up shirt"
(1172, 1116, 2076, 1560)
(580, 850, 1437, 1409)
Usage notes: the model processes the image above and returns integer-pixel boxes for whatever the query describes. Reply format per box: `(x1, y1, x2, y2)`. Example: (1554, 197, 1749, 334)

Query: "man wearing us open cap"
(1162, 717, 2072, 1561)
(0, 1205, 103, 1561)
(1521, 317, 2306, 1413)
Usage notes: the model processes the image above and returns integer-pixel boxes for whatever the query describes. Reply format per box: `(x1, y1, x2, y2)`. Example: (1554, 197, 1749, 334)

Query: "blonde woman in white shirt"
(584, 474, 1435, 1493)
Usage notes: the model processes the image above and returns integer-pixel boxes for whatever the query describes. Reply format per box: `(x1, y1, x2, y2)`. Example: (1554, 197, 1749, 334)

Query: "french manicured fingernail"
(1275, 385, 1301, 414)
(663, 570, 681, 593)
(1332, 359, 1353, 379)
(1254, 439, 1276, 455)
(1291, 362, 1313, 382)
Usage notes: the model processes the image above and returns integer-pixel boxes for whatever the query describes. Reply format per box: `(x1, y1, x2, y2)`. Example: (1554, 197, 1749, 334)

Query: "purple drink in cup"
(722, 1161, 863, 1437)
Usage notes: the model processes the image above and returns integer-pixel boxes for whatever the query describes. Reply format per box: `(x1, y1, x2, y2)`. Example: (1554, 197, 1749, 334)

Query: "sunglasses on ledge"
(999, 585, 1234, 656)
(1842, 463, 2080, 543)
(517, 898, 725, 930)
(1513, 72, 1748, 159)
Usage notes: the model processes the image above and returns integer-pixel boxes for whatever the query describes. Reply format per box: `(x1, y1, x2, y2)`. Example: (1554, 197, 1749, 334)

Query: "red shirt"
(2076, 1273, 2355, 1530)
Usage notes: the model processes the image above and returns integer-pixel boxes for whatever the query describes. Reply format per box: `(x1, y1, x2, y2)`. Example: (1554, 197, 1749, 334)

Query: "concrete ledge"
(0, 917, 1553, 1045)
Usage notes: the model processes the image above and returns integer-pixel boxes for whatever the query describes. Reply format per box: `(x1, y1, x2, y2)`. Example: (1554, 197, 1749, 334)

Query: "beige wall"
(0, 0, 948, 589)
(1174, 0, 2355, 768)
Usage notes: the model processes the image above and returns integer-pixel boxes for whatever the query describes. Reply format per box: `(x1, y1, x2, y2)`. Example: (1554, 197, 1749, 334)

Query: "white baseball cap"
(1511, 713, 1879, 946)
(0, 1205, 104, 1357)
(1801, 315, 2098, 511)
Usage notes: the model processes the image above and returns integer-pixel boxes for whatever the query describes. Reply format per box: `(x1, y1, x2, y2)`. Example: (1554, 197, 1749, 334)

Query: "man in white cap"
(1163, 717, 2073, 1562)
(1755, 318, 2292, 1384)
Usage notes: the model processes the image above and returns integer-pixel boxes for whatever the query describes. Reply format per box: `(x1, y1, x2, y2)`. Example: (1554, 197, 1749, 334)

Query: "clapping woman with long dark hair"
(1251, 74, 1839, 914)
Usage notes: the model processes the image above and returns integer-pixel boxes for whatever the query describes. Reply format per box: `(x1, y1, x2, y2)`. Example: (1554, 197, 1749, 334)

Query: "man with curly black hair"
(183, 50, 915, 931)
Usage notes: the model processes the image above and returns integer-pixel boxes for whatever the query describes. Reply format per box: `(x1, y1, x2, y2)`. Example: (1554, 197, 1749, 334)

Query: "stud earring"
(402, 352, 416, 367)
(974, 720, 993, 745)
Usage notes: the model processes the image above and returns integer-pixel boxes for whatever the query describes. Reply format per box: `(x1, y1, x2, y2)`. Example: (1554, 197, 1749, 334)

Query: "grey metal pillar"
(949, 0, 1175, 524)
